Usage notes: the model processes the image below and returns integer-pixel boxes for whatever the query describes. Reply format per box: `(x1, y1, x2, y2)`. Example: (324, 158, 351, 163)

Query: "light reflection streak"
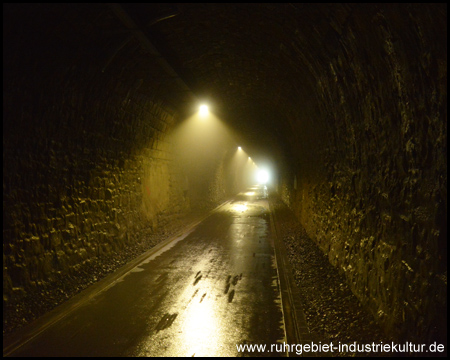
(231, 203, 248, 213)
(181, 296, 221, 356)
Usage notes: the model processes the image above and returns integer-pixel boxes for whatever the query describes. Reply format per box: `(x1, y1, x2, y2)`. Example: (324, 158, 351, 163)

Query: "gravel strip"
(269, 195, 393, 357)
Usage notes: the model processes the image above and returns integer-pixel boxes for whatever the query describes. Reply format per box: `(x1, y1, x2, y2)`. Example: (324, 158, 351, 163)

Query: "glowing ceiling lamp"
(199, 104, 209, 116)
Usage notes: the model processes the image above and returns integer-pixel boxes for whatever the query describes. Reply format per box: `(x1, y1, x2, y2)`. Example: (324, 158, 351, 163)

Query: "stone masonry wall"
(3, 5, 192, 304)
(282, 4, 447, 345)
(3, 81, 188, 304)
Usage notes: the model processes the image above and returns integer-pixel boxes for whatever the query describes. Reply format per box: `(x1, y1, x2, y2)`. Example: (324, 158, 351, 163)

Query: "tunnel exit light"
(256, 169, 270, 184)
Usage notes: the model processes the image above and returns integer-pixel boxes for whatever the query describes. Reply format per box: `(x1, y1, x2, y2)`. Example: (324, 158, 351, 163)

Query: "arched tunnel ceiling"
(5, 3, 445, 171)
(119, 3, 325, 167)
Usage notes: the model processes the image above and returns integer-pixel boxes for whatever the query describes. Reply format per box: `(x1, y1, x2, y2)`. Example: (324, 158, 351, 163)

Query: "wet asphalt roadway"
(6, 185, 286, 357)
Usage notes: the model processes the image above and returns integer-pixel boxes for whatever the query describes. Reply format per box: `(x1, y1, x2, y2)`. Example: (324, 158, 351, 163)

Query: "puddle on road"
(155, 313, 178, 332)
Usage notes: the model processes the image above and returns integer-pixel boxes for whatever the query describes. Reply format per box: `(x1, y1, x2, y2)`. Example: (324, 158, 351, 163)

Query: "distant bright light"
(238, 146, 242, 151)
(199, 104, 209, 116)
(257, 169, 270, 184)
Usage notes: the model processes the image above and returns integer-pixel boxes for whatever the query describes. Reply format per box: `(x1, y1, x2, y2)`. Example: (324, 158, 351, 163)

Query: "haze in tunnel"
(168, 104, 265, 206)
(2, 3, 447, 355)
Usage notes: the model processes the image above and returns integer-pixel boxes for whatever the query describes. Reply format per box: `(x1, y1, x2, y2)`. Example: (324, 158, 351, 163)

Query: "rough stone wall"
(209, 155, 227, 205)
(3, 83, 188, 302)
(3, 5, 191, 303)
(284, 5, 446, 344)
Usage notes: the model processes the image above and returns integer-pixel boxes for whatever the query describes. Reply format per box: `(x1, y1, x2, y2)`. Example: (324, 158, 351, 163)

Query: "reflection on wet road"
(7, 185, 285, 357)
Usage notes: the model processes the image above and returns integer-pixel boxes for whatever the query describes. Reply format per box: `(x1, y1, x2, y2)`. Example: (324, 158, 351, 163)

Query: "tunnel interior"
(3, 3, 447, 346)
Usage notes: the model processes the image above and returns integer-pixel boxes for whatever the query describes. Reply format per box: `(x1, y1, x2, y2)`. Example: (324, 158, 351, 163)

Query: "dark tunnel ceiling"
(119, 2, 321, 167)
(1, 3, 363, 167)
(7, 3, 440, 168)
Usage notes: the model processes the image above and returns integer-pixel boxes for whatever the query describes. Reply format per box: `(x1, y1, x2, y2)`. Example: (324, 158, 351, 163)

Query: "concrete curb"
(269, 194, 325, 357)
